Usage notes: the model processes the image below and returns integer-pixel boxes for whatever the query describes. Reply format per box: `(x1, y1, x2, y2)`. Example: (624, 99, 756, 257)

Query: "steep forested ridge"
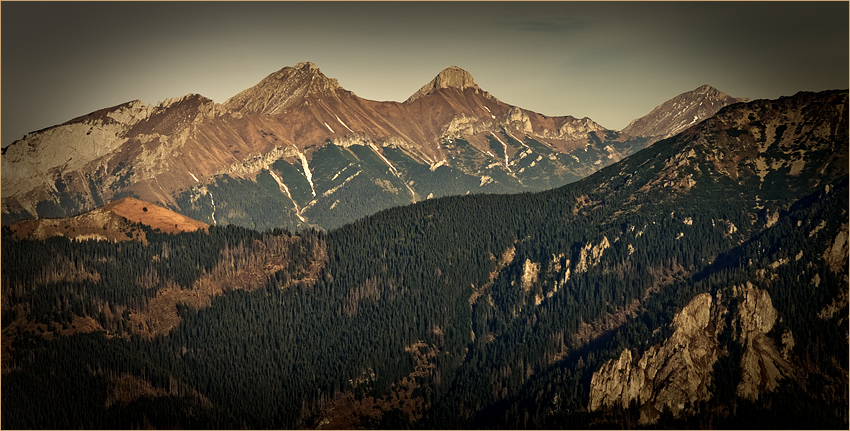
(2, 90, 847, 429)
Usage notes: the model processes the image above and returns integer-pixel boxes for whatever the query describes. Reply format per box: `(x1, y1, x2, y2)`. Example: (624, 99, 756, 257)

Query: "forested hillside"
(2, 90, 847, 429)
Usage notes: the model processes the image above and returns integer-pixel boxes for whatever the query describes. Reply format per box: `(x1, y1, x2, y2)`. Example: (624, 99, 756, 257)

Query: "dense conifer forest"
(2, 90, 847, 429)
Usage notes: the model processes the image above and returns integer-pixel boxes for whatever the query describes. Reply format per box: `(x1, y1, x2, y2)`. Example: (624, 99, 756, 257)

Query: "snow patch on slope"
(335, 115, 354, 133)
(490, 132, 511, 170)
(292, 146, 317, 197)
(369, 143, 416, 202)
(331, 164, 353, 182)
(505, 130, 530, 151)
(323, 170, 361, 197)
(267, 167, 306, 222)
(208, 190, 217, 225)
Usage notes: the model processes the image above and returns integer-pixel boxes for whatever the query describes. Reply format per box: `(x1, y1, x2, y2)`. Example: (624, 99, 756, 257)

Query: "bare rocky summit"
(224, 62, 345, 116)
(405, 66, 482, 103)
(620, 85, 744, 141)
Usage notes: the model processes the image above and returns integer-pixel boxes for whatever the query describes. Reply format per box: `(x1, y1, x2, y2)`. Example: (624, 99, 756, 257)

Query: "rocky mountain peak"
(156, 93, 211, 109)
(431, 66, 478, 91)
(405, 66, 482, 103)
(693, 84, 718, 94)
(692, 84, 747, 103)
(620, 84, 744, 141)
(295, 61, 319, 71)
(223, 62, 343, 116)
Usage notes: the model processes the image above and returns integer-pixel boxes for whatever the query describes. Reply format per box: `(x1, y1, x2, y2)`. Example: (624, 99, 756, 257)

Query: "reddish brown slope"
(9, 197, 208, 242)
(2, 62, 611, 222)
(102, 197, 209, 234)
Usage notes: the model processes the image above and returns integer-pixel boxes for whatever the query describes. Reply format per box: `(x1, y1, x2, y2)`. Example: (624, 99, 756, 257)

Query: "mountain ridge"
(223, 62, 347, 116)
(405, 65, 483, 103)
(1, 63, 744, 231)
(1, 87, 846, 429)
(620, 84, 745, 140)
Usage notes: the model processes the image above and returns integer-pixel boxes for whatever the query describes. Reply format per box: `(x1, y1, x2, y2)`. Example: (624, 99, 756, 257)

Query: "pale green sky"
(2, 1, 848, 146)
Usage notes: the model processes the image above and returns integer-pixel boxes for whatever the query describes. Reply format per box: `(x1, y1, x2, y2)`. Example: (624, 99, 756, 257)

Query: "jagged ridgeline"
(2, 89, 847, 429)
(2, 62, 742, 231)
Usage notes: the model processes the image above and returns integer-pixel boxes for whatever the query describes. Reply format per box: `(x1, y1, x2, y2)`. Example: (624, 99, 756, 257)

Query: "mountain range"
(1, 65, 846, 430)
(2, 62, 743, 231)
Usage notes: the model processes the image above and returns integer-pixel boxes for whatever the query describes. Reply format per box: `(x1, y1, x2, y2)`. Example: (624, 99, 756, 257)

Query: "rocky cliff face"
(406, 66, 482, 103)
(588, 284, 793, 424)
(588, 292, 726, 424)
(1, 100, 153, 215)
(732, 284, 793, 401)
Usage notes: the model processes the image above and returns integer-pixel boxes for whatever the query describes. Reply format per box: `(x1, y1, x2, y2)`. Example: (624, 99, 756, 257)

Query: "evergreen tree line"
(2, 132, 847, 428)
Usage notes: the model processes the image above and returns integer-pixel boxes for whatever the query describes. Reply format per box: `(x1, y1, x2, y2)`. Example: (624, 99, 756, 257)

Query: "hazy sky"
(2, 1, 848, 147)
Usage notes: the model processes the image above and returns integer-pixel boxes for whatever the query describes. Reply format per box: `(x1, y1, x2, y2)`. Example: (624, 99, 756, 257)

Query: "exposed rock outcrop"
(588, 292, 726, 424)
(406, 66, 482, 103)
(588, 285, 793, 424)
(521, 259, 540, 291)
(1, 100, 152, 211)
(823, 223, 849, 273)
(574, 236, 610, 274)
(504, 106, 534, 134)
(441, 114, 491, 141)
(732, 283, 793, 401)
